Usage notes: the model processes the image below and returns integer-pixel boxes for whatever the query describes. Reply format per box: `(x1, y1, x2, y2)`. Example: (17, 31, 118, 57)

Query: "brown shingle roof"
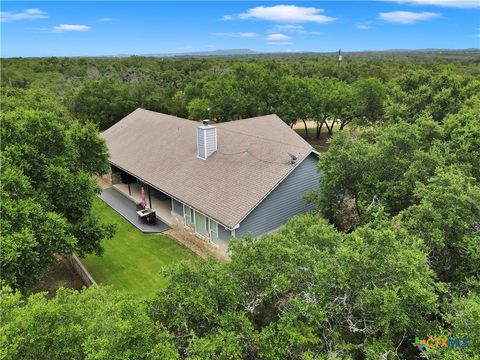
(102, 109, 314, 229)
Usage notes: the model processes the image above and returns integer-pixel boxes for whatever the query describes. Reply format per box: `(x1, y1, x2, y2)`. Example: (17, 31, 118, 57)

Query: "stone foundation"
(166, 220, 229, 261)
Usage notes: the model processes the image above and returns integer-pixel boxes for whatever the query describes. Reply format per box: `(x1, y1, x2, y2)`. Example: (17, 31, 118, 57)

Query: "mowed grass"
(82, 198, 197, 298)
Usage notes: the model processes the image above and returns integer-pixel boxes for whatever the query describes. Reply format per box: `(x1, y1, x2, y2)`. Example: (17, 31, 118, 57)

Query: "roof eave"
(107, 160, 236, 230)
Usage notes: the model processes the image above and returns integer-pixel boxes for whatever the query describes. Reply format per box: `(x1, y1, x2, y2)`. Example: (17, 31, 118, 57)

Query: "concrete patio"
(98, 187, 170, 233)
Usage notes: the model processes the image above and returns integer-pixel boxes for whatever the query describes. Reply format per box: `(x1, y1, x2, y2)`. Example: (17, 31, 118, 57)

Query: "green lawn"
(82, 198, 197, 298)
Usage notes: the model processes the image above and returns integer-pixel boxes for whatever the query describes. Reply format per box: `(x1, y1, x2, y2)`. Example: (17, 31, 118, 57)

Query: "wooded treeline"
(1, 54, 479, 359)
(2, 55, 479, 135)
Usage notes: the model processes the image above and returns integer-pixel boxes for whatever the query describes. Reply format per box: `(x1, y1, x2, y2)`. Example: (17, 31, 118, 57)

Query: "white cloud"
(274, 24, 304, 31)
(53, 24, 91, 32)
(25, 27, 49, 31)
(265, 33, 292, 45)
(213, 32, 258, 38)
(267, 41, 293, 45)
(269, 24, 322, 35)
(379, 11, 439, 24)
(384, 0, 479, 8)
(357, 24, 372, 30)
(223, 5, 337, 24)
(1, 8, 48, 23)
(265, 33, 292, 42)
(99, 17, 113, 22)
(356, 21, 373, 30)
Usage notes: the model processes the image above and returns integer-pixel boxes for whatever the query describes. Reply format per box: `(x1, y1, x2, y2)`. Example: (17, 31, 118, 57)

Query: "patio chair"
(146, 211, 156, 224)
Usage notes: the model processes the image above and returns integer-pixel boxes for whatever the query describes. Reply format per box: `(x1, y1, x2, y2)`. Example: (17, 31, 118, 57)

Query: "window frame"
(209, 219, 218, 243)
(184, 205, 194, 228)
(194, 211, 207, 236)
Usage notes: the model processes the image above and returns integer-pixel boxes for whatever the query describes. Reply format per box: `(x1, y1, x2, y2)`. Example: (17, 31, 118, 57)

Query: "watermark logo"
(412, 337, 427, 351)
(412, 337, 469, 351)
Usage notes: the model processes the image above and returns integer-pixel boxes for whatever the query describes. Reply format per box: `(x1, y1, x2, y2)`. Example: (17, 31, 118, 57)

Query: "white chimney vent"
(197, 120, 217, 160)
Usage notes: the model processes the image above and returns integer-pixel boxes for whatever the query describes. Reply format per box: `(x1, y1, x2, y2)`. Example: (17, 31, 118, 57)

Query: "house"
(102, 109, 321, 252)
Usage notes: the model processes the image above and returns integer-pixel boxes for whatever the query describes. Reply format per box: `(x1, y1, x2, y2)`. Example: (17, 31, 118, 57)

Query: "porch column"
(127, 174, 131, 195)
(148, 185, 152, 208)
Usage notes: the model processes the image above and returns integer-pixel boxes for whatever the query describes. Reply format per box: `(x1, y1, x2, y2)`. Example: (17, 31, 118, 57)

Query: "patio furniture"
(136, 208, 156, 224)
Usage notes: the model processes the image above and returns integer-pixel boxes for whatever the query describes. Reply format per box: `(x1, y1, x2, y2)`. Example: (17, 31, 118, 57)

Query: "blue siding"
(218, 225, 232, 244)
(235, 153, 320, 238)
(208, 224, 232, 251)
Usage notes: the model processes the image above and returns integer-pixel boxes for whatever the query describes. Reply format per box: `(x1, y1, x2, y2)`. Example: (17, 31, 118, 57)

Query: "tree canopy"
(0, 87, 114, 291)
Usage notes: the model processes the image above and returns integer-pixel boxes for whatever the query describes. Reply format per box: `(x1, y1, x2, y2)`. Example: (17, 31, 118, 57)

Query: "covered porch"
(110, 165, 173, 226)
(108, 164, 232, 253)
(98, 188, 170, 233)
(113, 182, 173, 225)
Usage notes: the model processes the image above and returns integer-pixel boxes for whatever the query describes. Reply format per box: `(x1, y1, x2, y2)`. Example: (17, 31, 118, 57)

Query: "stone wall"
(110, 172, 122, 185)
(69, 254, 97, 287)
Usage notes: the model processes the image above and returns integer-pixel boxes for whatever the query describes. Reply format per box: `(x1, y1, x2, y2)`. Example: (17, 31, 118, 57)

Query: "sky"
(1, 1, 479, 57)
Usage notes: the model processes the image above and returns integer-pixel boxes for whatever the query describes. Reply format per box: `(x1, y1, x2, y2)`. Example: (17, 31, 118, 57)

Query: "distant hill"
(122, 48, 479, 63)
(138, 49, 258, 58)
(13, 48, 477, 63)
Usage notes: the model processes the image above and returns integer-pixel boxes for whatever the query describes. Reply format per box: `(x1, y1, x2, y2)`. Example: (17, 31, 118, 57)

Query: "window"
(172, 199, 184, 216)
(195, 211, 207, 236)
(209, 219, 218, 243)
(184, 205, 194, 228)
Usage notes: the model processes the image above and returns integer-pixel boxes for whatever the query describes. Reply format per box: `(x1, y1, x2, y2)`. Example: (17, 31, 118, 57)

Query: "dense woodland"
(1, 52, 479, 359)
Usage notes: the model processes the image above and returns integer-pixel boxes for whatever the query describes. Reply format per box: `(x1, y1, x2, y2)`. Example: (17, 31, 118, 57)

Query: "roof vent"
(197, 120, 217, 160)
(288, 152, 297, 164)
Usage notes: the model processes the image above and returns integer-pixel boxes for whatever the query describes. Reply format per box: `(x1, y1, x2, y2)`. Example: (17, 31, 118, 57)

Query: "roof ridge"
(137, 108, 285, 125)
(135, 108, 199, 124)
(217, 113, 279, 124)
(218, 126, 312, 150)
